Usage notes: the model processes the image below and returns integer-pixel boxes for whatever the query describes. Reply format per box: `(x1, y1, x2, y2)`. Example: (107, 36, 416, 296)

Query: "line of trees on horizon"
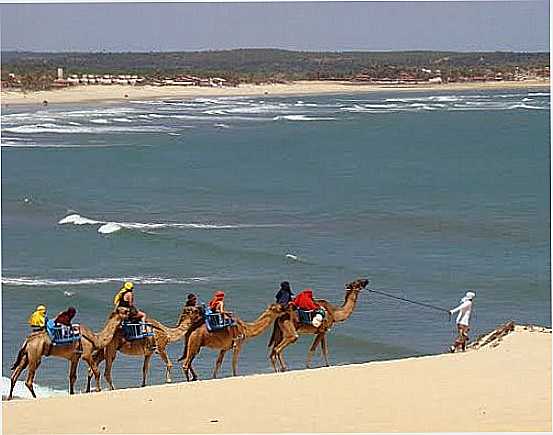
(1, 49, 549, 91)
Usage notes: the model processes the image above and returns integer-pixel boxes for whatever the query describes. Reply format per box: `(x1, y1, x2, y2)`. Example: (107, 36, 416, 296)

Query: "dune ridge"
(2, 324, 551, 434)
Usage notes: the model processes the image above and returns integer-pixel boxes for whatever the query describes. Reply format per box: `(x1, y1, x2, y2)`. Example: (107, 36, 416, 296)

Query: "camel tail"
(11, 340, 28, 370)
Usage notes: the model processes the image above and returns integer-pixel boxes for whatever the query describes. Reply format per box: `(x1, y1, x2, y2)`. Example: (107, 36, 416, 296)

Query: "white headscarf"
(460, 291, 476, 303)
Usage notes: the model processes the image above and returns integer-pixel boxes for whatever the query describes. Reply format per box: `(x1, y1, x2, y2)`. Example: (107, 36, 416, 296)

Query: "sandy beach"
(2, 325, 550, 434)
(1, 79, 549, 107)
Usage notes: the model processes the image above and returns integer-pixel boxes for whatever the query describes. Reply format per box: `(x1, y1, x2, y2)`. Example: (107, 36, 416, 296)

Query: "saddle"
(45, 319, 81, 346)
(201, 305, 237, 332)
(121, 321, 154, 341)
(295, 307, 326, 325)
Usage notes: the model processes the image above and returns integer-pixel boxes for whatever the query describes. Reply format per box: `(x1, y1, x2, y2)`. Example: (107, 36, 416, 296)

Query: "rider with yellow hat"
(113, 281, 145, 321)
(28, 305, 47, 332)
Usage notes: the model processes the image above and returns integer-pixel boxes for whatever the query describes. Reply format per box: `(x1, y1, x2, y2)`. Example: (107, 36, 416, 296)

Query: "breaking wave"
(1, 275, 211, 287)
(4, 124, 171, 134)
(3, 91, 548, 140)
(58, 213, 289, 234)
(1, 376, 67, 399)
(273, 115, 336, 121)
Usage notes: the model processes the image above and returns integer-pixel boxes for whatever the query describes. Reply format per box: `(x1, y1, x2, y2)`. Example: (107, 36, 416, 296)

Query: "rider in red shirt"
(292, 288, 319, 311)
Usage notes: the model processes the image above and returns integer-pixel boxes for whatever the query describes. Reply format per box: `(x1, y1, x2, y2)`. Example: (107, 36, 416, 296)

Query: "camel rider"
(185, 293, 198, 307)
(449, 291, 475, 353)
(113, 281, 146, 322)
(292, 288, 326, 327)
(28, 305, 47, 332)
(208, 290, 243, 343)
(293, 288, 319, 311)
(275, 281, 294, 307)
(209, 290, 232, 320)
(54, 307, 77, 338)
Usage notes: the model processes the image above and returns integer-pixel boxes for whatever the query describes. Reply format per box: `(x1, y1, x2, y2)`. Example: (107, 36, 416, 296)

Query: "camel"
(85, 306, 202, 391)
(8, 307, 129, 400)
(180, 303, 285, 381)
(268, 278, 369, 372)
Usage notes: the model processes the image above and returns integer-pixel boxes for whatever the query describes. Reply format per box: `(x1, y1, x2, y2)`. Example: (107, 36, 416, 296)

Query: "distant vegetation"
(1, 49, 549, 90)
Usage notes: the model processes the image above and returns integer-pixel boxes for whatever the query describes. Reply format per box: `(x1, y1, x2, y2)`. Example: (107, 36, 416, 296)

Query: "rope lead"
(367, 287, 451, 315)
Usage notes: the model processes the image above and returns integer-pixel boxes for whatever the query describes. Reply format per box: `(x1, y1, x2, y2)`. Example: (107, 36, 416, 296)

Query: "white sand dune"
(2, 325, 551, 434)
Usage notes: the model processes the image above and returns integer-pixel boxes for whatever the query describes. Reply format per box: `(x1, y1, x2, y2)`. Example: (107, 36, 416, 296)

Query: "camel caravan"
(8, 278, 370, 400)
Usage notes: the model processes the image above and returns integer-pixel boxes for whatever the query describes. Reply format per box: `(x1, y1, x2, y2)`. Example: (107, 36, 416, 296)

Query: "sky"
(0, 1, 549, 52)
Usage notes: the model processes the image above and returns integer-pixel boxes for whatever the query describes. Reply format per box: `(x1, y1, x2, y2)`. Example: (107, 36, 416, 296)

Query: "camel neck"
(148, 314, 194, 342)
(334, 290, 360, 322)
(96, 314, 123, 348)
(243, 310, 277, 338)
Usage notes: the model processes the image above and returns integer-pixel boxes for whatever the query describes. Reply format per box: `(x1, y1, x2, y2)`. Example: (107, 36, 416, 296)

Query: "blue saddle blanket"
(46, 319, 81, 345)
(202, 307, 236, 332)
(122, 322, 155, 340)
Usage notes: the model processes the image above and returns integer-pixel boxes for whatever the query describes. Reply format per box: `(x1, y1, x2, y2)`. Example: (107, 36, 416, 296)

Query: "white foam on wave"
(90, 118, 110, 124)
(98, 222, 122, 234)
(1, 376, 67, 399)
(507, 103, 547, 110)
(58, 213, 289, 234)
(4, 124, 171, 134)
(2, 275, 211, 287)
(1, 143, 122, 149)
(273, 115, 336, 121)
(58, 214, 101, 225)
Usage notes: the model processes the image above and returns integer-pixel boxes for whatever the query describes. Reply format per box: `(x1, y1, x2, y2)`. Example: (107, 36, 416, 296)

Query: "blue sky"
(0, 1, 549, 52)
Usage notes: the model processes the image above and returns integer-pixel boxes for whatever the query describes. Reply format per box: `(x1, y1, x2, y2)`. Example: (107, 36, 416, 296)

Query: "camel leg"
(84, 355, 102, 393)
(181, 337, 201, 382)
(273, 333, 298, 372)
(104, 354, 116, 390)
(177, 334, 189, 362)
(9, 354, 29, 400)
(321, 334, 330, 367)
(25, 359, 41, 398)
(269, 348, 279, 373)
(306, 334, 324, 368)
(213, 349, 227, 379)
(86, 349, 105, 393)
(157, 347, 173, 383)
(277, 352, 287, 372)
(231, 345, 242, 376)
(141, 354, 152, 387)
(68, 357, 80, 395)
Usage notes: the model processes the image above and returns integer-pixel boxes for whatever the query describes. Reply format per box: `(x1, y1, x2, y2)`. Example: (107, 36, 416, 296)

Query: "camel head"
(345, 278, 369, 293)
(266, 303, 286, 318)
(181, 306, 203, 324)
(114, 306, 131, 320)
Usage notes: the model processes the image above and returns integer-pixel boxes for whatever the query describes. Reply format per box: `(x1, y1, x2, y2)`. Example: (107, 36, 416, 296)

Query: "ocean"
(1, 88, 550, 395)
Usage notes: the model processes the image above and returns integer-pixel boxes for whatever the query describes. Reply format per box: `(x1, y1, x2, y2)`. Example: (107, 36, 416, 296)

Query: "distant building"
(57, 68, 64, 80)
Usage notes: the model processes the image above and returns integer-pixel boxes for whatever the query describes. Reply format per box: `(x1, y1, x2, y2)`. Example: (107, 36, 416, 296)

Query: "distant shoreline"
(1, 79, 549, 107)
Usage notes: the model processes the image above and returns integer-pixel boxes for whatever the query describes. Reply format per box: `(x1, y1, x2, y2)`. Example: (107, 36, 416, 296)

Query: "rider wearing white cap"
(449, 291, 475, 352)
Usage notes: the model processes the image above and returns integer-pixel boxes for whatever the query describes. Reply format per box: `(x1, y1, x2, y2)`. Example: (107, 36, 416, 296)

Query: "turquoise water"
(1, 89, 550, 393)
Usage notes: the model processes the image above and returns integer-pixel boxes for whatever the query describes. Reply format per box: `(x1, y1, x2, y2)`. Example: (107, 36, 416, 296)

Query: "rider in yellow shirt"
(28, 305, 47, 332)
